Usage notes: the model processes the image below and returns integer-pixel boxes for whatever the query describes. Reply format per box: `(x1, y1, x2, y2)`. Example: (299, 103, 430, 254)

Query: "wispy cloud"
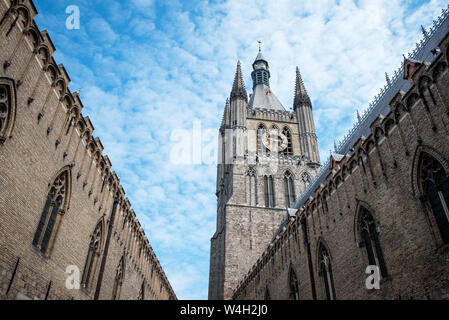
(34, 0, 447, 299)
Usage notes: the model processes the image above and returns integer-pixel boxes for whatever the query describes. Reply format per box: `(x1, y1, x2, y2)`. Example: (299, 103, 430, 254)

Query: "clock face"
(262, 130, 288, 153)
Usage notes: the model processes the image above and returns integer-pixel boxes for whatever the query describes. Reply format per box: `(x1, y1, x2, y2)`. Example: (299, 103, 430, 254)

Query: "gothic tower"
(209, 47, 321, 300)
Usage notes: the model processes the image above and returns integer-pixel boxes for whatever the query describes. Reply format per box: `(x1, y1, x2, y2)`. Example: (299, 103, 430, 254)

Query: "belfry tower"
(209, 46, 320, 300)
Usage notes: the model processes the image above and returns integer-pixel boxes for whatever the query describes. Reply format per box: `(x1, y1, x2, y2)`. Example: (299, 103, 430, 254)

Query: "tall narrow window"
(0, 78, 16, 144)
(282, 127, 293, 156)
(359, 208, 388, 278)
(81, 220, 103, 291)
(264, 175, 276, 207)
(284, 171, 296, 208)
(318, 244, 336, 300)
(289, 267, 300, 300)
(112, 257, 125, 300)
(301, 173, 311, 193)
(246, 168, 258, 206)
(33, 169, 70, 257)
(419, 153, 449, 244)
(257, 124, 268, 154)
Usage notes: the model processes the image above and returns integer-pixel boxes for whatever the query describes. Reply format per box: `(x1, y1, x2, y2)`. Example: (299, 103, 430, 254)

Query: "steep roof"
(248, 84, 286, 111)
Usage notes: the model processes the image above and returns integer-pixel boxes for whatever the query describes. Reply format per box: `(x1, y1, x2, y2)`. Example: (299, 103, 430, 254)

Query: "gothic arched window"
(81, 220, 103, 291)
(0, 78, 16, 144)
(33, 168, 70, 257)
(289, 266, 300, 300)
(246, 167, 258, 206)
(257, 124, 268, 154)
(301, 172, 311, 193)
(282, 127, 293, 156)
(264, 175, 275, 208)
(419, 153, 449, 244)
(112, 256, 125, 300)
(318, 243, 336, 300)
(359, 208, 388, 278)
(284, 170, 296, 208)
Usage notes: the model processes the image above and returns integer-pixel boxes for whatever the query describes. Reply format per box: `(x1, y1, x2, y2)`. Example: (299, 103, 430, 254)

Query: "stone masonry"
(233, 9, 449, 300)
(0, 0, 176, 300)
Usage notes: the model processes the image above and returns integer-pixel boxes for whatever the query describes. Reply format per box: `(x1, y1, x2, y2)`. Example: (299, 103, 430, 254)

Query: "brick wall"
(0, 0, 175, 300)
(233, 29, 449, 301)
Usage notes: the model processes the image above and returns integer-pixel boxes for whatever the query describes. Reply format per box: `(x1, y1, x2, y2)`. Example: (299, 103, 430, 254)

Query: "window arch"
(33, 168, 71, 257)
(257, 124, 268, 154)
(81, 219, 104, 291)
(264, 175, 275, 208)
(0, 78, 16, 144)
(418, 152, 449, 244)
(289, 266, 300, 300)
(318, 242, 336, 300)
(246, 167, 258, 206)
(358, 207, 388, 278)
(112, 256, 125, 300)
(284, 170, 296, 208)
(301, 172, 311, 193)
(282, 127, 293, 156)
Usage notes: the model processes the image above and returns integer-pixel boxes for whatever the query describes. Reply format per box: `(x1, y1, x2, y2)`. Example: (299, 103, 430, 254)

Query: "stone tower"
(208, 47, 321, 300)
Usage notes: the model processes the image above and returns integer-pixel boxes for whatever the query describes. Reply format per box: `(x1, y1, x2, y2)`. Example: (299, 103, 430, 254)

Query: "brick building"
(0, 0, 176, 300)
(231, 7, 449, 300)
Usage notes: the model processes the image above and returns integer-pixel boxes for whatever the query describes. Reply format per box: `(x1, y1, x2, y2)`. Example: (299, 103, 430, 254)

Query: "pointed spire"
(221, 98, 230, 128)
(294, 67, 311, 109)
(231, 61, 248, 102)
(357, 110, 362, 123)
(385, 72, 391, 86)
(421, 25, 429, 39)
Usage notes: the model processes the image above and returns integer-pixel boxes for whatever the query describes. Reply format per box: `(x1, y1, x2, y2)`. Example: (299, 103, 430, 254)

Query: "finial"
(357, 110, 361, 123)
(257, 40, 262, 52)
(385, 72, 391, 86)
(421, 25, 429, 39)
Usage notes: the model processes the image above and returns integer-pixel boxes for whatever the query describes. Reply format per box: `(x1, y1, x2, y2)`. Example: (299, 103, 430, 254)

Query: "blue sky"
(33, 0, 447, 300)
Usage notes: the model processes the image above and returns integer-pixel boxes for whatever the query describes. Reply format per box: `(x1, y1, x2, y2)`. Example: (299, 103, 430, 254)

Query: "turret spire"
(294, 67, 311, 109)
(231, 61, 248, 102)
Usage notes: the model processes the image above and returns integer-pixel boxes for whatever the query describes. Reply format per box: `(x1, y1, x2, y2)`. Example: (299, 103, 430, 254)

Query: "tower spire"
(294, 67, 311, 109)
(231, 61, 248, 102)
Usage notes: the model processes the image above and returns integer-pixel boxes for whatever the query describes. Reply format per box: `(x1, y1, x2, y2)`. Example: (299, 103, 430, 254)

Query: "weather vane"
(257, 40, 262, 52)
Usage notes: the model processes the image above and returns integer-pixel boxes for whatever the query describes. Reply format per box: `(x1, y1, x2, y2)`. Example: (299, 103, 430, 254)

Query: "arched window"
(318, 243, 336, 300)
(289, 266, 300, 300)
(282, 127, 293, 156)
(284, 171, 296, 208)
(246, 168, 258, 206)
(257, 124, 268, 154)
(112, 256, 125, 300)
(81, 220, 103, 291)
(301, 173, 311, 193)
(359, 208, 388, 278)
(419, 153, 449, 244)
(264, 175, 275, 208)
(33, 168, 71, 257)
(138, 281, 145, 300)
(0, 78, 16, 144)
